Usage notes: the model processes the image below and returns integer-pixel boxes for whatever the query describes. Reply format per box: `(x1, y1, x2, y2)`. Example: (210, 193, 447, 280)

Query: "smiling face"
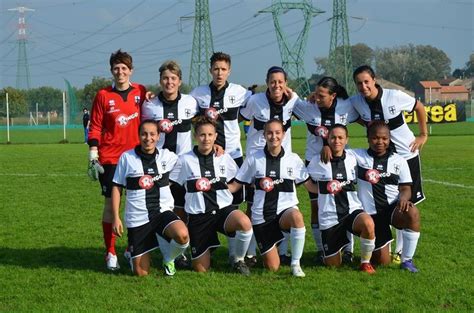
(368, 124, 390, 156)
(264, 120, 285, 151)
(266, 72, 287, 103)
(210, 60, 231, 90)
(140, 122, 159, 154)
(195, 123, 217, 155)
(354, 71, 378, 100)
(314, 85, 337, 109)
(111, 62, 133, 90)
(160, 69, 182, 100)
(328, 126, 348, 157)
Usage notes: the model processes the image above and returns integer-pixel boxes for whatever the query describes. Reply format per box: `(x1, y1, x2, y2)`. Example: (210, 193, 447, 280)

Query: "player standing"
(351, 65, 427, 262)
(87, 49, 146, 270)
(111, 120, 190, 276)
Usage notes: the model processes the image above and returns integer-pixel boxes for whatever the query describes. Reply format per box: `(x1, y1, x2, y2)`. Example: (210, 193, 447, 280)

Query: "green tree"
(452, 53, 474, 78)
(81, 77, 112, 107)
(0, 87, 28, 118)
(375, 44, 451, 90)
(25, 87, 63, 112)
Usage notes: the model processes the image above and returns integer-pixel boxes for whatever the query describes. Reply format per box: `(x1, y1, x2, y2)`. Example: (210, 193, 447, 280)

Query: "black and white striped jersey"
(293, 97, 359, 161)
(141, 92, 198, 156)
(350, 86, 418, 159)
(191, 82, 251, 159)
(170, 147, 239, 215)
(349, 149, 412, 215)
(112, 146, 178, 228)
(239, 91, 298, 155)
(235, 147, 309, 225)
(307, 151, 363, 230)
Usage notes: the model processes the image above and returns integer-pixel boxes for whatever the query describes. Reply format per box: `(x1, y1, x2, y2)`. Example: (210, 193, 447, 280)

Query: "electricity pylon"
(8, 6, 35, 90)
(188, 0, 214, 88)
(256, 0, 323, 97)
(328, 0, 355, 95)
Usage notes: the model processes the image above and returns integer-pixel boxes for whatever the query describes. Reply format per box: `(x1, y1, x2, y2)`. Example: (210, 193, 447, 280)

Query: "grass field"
(1, 123, 473, 312)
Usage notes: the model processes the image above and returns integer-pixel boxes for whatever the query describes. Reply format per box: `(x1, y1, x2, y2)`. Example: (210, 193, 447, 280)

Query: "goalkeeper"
(87, 49, 146, 271)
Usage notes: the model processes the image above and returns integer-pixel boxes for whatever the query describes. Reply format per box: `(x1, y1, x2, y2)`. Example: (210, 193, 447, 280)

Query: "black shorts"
(321, 210, 364, 258)
(306, 160, 318, 201)
(98, 164, 117, 198)
(371, 203, 398, 251)
(171, 183, 186, 209)
(127, 210, 181, 258)
(407, 155, 425, 204)
(231, 157, 244, 205)
(188, 206, 237, 259)
(253, 208, 291, 255)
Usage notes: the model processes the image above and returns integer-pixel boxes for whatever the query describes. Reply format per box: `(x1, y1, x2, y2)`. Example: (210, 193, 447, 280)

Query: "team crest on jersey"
(159, 119, 173, 133)
(139, 175, 155, 190)
(365, 169, 380, 184)
(109, 100, 115, 106)
(315, 125, 329, 139)
(219, 165, 225, 175)
(326, 180, 342, 194)
(287, 167, 293, 177)
(185, 109, 192, 117)
(394, 164, 400, 174)
(205, 107, 219, 120)
(135, 96, 141, 104)
(195, 177, 211, 192)
(228, 95, 236, 104)
(161, 162, 167, 171)
(389, 106, 396, 115)
(339, 114, 347, 124)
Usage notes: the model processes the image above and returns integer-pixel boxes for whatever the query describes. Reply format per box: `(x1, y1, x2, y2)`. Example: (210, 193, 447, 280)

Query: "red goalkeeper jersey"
(88, 83, 146, 165)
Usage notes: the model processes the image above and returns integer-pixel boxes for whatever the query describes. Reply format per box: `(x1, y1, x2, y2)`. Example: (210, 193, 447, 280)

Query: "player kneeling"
(229, 119, 316, 277)
(111, 120, 189, 276)
(307, 125, 376, 273)
(170, 116, 253, 275)
(351, 121, 421, 272)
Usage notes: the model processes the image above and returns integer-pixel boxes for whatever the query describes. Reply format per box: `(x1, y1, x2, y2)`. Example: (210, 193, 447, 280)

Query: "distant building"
(415, 81, 469, 104)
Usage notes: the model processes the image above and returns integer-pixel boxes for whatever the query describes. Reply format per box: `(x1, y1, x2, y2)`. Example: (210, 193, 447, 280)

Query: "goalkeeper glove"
(88, 150, 104, 180)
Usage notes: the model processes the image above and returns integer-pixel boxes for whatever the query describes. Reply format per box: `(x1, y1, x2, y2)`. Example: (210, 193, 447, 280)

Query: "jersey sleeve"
(292, 98, 306, 120)
(239, 95, 254, 120)
(112, 153, 127, 187)
(394, 90, 417, 113)
(293, 154, 309, 185)
(169, 156, 185, 185)
(398, 157, 412, 184)
(306, 156, 322, 183)
(235, 155, 254, 184)
(163, 149, 178, 172)
(342, 98, 360, 123)
(88, 90, 106, 147)
(224, 154, 239, 182)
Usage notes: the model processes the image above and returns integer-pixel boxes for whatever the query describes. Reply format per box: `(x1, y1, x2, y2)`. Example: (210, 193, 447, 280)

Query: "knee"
(361, 215, 375, 237)
(193, 264, 208, 273)
(134, 268, 149, 277)
(288, 210, 304, 228)
(174, 227, 189, 245)
(407, 206, 420, 223)
(239, 215, 252, 232)
(265, 263, 279, 272)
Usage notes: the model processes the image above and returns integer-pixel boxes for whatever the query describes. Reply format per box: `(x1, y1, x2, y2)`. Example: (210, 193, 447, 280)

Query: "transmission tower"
(257, 1, 323, 97)
(8, 6, 35, 90)
(328, 0, 355, 95)
(188, 0, 214, 88)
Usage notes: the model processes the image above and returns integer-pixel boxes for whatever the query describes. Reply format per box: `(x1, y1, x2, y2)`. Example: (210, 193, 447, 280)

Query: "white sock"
(345, 232, 354, 253)
(227, 236, 236, 260)
(401, 229, 420, 262)
(167, 239, 189, 263)
(234, 230, 253, 262)
(311, 223, 323, 252)
(290, 227, 306, 266)
(279, 232, 290, 256)
(247, 233, 257, 257)
(360, 237, 375, 264)
(157, 235, 171, 262)
(395, 228, 404, 254)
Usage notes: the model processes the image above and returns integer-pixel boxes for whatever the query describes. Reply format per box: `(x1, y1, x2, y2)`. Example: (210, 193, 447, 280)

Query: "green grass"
(1, 124, 473, 312)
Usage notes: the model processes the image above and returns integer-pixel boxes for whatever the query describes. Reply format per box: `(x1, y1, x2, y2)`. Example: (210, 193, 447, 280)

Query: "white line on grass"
(424, 167, 464, 172)
(424, 179, 474, 189)
(0, 173, 83, 177)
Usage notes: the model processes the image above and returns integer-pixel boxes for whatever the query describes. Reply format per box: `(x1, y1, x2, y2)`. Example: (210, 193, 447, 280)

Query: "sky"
(0, 0, 472, 90)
